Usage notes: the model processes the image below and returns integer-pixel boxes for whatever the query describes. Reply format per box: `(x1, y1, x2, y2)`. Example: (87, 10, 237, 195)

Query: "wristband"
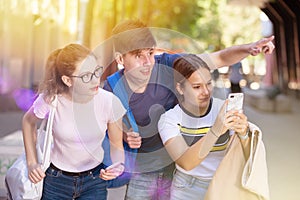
(238, 128, 250, 140)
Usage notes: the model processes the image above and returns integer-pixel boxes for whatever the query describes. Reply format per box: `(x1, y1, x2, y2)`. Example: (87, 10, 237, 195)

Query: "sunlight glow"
(260, 12, 269, 22)
(218, 66, 229, 74)
(31, 0, 39, 15)
(250, 82, 260, 90)
(239, 79, 247, 87)
(67, 1, 78, 34)
(288, 81, 299, 90)
(224, 79, 231, 88)
(57, 0, 66, 24)
(254, 59, 266, 76)
(241, 59, 250, 75)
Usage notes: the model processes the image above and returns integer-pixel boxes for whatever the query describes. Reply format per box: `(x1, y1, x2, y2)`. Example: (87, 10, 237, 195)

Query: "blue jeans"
(42, 163, 107, 200)
(170, 170, 211, 200)
(126, 164, 174, 200)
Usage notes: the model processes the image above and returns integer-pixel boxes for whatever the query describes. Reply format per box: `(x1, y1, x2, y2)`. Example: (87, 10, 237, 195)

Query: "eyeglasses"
(70, 66, 104, 83)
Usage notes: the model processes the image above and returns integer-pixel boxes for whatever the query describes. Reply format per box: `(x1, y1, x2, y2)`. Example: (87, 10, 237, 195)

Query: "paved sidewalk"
(243, 96, 300, 200)
(0, 111, 24, 138)
(0, 131, 24, 197)
(0, 110, 24, 198)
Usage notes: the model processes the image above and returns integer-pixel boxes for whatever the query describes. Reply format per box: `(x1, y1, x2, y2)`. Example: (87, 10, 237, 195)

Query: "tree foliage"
(90, 0, 261, 52)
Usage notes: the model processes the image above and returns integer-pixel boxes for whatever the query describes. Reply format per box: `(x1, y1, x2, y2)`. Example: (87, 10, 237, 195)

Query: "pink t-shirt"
(33, 88, 126, 172)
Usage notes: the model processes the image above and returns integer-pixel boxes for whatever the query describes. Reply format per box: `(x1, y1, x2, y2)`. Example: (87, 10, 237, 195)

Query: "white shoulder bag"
(204, 122, 269, 200)
(5, 95, 57, 200)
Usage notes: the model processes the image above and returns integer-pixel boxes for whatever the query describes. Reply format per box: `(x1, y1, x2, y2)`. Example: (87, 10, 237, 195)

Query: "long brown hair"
(38, 44, 91, 103)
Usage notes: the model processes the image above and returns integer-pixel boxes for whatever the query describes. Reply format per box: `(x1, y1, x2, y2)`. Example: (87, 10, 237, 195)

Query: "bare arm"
(22, 106, 44, 183)
(100, 118, 125, 180)
(199, 36, 275, 69)
(163, 103, 229, 171)
(164, 130, 219, 171)
(107, 118, 125, 164)
(163, 101, 252, 170)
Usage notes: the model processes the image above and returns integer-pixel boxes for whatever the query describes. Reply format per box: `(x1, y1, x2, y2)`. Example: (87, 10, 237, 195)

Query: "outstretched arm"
(200, 36, 275, 69)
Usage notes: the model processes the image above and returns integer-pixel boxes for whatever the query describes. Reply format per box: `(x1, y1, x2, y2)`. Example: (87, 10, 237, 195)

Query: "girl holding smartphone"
(158, 54, 251, 199)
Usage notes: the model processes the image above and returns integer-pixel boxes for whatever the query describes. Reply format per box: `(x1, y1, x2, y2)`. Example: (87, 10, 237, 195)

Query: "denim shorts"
(126, 164, 174, 200)
(170, 170, 211, 200)
(42, 163, 107, 200)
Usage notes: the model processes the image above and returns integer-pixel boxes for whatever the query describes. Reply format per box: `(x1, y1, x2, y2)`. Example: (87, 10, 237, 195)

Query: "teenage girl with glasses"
(22, 43, 125, 199)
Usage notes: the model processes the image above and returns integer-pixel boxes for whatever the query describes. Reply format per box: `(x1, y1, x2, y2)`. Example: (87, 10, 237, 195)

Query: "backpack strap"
(107, 71, 139, 132)
(106, 71, 138, 188)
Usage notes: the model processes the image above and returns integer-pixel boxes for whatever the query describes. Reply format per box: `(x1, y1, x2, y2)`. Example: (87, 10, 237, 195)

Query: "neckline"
(179, 98, 213, 118)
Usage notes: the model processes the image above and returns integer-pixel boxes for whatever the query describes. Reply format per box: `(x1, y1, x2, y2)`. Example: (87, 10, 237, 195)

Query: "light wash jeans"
(42, 163, 107, 200)
(170, 170, 211, 200)
(107, 185, 127, 200)
(126, 164, 174, 200)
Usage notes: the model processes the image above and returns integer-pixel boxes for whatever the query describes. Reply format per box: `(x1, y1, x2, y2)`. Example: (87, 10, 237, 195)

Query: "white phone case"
(227, 93, 244, 111)
(106, 161, 122, 170)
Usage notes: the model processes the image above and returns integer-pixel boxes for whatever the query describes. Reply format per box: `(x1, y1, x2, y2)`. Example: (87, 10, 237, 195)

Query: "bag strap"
(41, 95, 58, 169)
(242, 122, 261, 176)
(107, 72, 139, 133)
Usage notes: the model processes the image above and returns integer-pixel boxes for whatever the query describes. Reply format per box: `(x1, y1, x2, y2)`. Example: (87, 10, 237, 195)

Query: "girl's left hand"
(225, 110, 248, 135)
(99, 162, 124, 180)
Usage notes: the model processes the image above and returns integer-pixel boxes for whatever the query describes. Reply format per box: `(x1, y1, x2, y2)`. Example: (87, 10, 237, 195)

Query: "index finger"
(266, 35, 274, 42)
(260, 35, 274, 45)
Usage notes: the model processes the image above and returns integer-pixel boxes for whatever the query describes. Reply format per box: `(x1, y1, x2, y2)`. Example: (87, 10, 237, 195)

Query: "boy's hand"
(250, 35, 275, 56)
(125, 131, 142, 149)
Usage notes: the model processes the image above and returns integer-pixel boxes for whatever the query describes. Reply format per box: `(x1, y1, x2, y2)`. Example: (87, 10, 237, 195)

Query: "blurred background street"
(1, 0, 300, 199)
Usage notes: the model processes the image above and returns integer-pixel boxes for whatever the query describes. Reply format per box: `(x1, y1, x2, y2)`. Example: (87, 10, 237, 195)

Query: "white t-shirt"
(33, 88, 126, 172)
(158, 98, 232, 179)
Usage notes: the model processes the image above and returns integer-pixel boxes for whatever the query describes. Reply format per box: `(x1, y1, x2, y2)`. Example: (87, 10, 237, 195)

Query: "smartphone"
(226, 93, 244, 112)
(106, 162, 123, 170)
